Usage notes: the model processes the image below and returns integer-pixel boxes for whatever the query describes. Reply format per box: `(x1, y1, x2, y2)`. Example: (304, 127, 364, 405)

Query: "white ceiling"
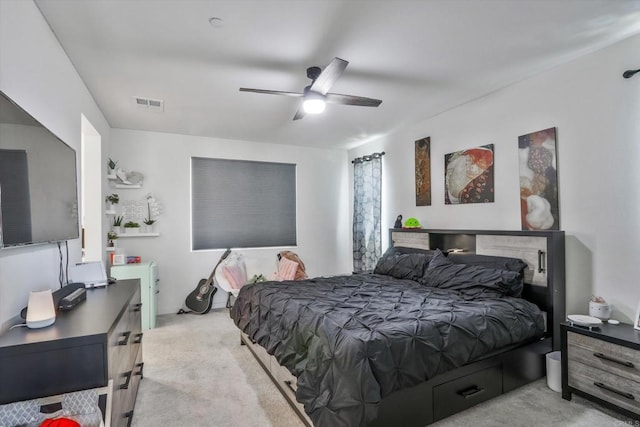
(34, 0, 640, 150)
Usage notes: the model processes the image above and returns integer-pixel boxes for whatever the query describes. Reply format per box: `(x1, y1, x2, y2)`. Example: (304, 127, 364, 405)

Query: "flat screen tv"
(0, 91, 79, 248)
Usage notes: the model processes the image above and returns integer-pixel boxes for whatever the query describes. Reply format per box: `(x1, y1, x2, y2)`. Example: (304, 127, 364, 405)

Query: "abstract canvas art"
(518, 127, 559, 230)
(444, 144, 494, 204)
(415, 137, 431, 206)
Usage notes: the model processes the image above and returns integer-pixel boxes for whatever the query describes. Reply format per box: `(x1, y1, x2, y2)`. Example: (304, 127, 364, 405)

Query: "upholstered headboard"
(390, 228, 565, 350)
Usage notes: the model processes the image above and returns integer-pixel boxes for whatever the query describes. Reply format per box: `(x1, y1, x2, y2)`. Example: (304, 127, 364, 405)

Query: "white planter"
(125, 227, 140, 234)
(589, 301, 611, 320)
(113, 226, 122, 234)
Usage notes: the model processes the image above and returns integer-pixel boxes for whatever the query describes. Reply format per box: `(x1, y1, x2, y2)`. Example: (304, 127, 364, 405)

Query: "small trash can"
(546, 351, 562, 392)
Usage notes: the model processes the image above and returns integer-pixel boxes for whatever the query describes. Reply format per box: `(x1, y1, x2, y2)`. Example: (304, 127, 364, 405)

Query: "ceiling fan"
(239, 57, 382, 120)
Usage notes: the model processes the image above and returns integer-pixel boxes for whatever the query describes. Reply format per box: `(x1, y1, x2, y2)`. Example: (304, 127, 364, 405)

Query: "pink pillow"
(277, 257, 298, 281)
(222, 265, 245, 289)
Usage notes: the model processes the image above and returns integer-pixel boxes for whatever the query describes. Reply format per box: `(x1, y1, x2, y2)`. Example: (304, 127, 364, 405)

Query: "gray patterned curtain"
(352, 152, 384, 272)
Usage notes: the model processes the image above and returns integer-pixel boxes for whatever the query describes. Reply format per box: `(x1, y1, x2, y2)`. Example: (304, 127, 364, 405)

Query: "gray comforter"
(230, 274, 544, 426)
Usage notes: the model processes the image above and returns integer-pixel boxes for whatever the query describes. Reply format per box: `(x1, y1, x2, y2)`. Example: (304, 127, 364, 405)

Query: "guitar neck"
(204, 249, 232, 285)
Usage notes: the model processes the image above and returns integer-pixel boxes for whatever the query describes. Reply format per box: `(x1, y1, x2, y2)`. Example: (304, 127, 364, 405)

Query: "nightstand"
(561, 322, 640, 420)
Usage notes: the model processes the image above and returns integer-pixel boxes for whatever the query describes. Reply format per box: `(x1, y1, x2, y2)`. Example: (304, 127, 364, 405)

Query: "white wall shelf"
(118, 232, 160, 237)
(105, 209, 116, 215)
(115, 184, 141, 189)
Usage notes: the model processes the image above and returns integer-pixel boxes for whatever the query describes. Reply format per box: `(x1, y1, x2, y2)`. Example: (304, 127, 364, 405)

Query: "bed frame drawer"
(433, 364, 503, 421)
(270, 361, 300, 403)
(241, 333, 271, 371)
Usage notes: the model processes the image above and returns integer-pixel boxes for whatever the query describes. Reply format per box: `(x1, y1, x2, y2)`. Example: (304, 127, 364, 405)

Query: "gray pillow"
(446, 253, 527, 297)
(420, 250, 523, 299)
(374, 249, 434, 281)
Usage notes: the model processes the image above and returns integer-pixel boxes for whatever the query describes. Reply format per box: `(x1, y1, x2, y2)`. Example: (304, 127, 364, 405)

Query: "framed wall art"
(444, 144, 494, 204)
(518, 127, 559, 230)
(415, 137, 431, 206)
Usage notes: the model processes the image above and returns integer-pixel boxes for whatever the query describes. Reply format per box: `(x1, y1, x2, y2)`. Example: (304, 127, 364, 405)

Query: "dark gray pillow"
(420, 250, 523, 299)
(374, 250, 434, 281)
(446, 253, 527, 297)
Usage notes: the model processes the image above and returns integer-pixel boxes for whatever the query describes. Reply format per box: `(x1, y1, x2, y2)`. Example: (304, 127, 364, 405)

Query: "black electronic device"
(58, 288, 86, 311)
(20, 283, 85, 319)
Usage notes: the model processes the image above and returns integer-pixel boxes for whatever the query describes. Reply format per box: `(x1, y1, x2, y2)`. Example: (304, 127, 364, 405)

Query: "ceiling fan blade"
(293, 106, 306, 121)
(325, 93, 382, 107)
(309, 57, 348, 95)
(239, 88, 303, 97)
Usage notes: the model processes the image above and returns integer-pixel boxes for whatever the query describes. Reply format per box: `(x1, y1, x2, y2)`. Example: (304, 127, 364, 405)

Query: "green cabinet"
(110, 262, 158, 330)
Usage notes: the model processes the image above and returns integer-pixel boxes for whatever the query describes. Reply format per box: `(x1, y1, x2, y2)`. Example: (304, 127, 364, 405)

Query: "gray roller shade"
(191, 157, 296, 250)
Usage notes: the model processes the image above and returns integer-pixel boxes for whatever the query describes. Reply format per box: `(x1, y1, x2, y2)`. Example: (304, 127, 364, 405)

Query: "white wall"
(108, 129, 350, 314)
(349, 34, 640, 322)
(0, 0, 111, 327)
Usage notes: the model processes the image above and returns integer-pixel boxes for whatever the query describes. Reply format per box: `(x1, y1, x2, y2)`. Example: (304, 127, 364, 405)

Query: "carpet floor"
(132, 310, 633, 427)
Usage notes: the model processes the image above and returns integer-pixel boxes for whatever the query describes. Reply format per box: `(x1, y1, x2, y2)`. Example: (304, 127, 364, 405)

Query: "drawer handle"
(537, 250, 545, 273)
(593, 352, 634, 368)
(118, 331, 131, 346)
(457, 385, 484, 399)
(133, 332, 144, 344)
(135, 362, 145, 378)
(133, 303, 143, 312)
(120, 370, 133, 390)
(124, 410, 134, 427)
(284, 380, 297, 394)
(593, 382, 635, 400)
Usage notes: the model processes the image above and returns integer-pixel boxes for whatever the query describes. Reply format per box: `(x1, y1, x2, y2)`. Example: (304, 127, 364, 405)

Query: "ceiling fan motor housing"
(307, 66, 322, 81)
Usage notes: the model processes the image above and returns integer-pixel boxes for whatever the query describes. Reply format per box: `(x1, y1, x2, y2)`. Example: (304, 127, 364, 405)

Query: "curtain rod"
(351, 151, 385, 164)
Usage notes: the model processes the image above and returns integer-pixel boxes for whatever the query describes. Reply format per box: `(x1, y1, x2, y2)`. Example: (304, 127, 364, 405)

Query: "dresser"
(561, 322, 640, 420)
(111, 262, 158, 330)
(0, 280, 143, 427)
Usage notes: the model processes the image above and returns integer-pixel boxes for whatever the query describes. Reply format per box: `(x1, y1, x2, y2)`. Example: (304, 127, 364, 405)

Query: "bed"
(230, 229, 565, 426)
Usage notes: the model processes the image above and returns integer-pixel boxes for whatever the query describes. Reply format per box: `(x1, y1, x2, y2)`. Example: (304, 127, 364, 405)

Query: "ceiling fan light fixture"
(303, 92, 326, 114)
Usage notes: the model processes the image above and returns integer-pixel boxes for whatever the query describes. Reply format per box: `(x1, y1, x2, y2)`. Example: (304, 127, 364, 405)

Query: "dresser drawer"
(433, 364, 503, 421)
(568, 361, 640, 416)
(567, 332, 640, 383)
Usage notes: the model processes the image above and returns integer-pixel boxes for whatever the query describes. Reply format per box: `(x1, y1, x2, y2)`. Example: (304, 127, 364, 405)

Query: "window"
(191, 157, 296, 250)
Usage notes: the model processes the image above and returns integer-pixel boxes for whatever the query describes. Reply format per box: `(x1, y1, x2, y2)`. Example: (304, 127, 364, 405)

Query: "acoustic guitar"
(184, 249, 231, 314)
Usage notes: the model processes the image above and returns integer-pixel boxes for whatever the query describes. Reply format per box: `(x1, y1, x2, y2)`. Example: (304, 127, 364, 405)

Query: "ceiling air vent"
(133, 96, 164, 112)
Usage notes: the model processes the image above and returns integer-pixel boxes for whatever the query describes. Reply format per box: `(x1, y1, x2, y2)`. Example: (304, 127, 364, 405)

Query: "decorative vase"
(113, 226, 122, 234)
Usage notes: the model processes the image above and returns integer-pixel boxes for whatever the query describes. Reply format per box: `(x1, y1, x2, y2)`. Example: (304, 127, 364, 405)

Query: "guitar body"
(183, 249, 231, 314)
(184, 278, 217, 314)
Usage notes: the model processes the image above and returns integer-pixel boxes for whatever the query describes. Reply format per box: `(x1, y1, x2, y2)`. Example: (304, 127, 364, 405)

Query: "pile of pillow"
(373, 246, 528, 299)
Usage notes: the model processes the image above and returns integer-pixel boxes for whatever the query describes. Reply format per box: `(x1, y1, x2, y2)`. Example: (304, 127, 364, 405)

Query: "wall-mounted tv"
(0, 91, 79, 248)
